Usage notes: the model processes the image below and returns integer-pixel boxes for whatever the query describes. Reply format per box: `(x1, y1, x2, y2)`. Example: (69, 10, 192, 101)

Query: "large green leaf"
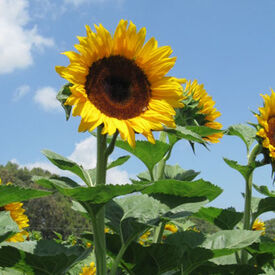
(142, 179, 222, 202)
(112, 139, 170, 176)
(248, 237, 275, 256)
(56, 83, 72, 120)
(0, 240, 89, 275)
(194, 207, 243, 230)
(253, 184, 275, 197)
(51, 183, 150, 205)
(42, 149, 92, 185)
(201, 230, 261, 251)
(0, 212, 20, 243)
(0, 185, 51, 206)
(226, 124, 257, 152)
(252, 197, 275, 219)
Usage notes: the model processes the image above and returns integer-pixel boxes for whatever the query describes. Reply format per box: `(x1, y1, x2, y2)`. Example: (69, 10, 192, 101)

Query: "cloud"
(64, 0, 124, 7)
(34, 87, 60, 112)
(13, 85, 30, 101)
(0, 0, 54, 74)
(14, 136, 129, 185)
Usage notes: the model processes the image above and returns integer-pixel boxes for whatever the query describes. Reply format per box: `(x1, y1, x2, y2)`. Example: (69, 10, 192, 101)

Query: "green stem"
(241, 144, 261, 264)
(156, 131, 169, 180)
(93, 125, 108, 275)
(153, 221, 166, 243)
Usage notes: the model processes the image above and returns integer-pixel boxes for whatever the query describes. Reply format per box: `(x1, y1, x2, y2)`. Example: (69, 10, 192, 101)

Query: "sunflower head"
(252, 218, 266, 235)
(175, 80, 223, 143)
(256, 89, 275, 160)
(164, 223, 178, 233)
(56, 20, 184, 147)
(0, 179, 29, 242)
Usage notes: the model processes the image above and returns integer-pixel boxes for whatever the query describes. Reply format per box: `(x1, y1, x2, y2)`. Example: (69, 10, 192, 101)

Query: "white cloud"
(14, 136, 129, 185)
(34, 86, 60, 112)
(13, 85, 30, 101)
(0, 0, 54, 74)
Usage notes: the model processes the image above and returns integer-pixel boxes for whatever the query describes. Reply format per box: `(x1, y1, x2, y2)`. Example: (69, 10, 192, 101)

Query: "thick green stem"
(241, 144, 261, 264)
(93, 125, 108, 275)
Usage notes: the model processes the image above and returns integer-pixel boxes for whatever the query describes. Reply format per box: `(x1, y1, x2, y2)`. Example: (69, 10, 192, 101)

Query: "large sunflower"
(79, 262, 96, 275)
(175, 80, 223, 143)
(56, 20, 184, 147)
(0, 179, 29, 242)
(256, 89, 275, 159)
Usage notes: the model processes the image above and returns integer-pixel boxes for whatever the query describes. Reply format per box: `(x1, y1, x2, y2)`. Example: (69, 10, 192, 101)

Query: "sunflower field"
(0, 20, 274, 275)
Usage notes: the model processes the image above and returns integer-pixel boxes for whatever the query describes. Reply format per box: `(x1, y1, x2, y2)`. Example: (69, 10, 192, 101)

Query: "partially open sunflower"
(256, 89, 275, 159)
(175, 80, 223, 143)
(56, 20, 184, 147)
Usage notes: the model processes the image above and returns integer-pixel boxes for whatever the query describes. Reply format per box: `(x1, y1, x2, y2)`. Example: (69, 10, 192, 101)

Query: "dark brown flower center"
(85, 55, 151, 119)
(267, 117, 275, 146)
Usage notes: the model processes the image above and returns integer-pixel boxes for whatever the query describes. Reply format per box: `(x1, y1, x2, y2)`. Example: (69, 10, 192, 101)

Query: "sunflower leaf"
(107, 155, 130, 170)
(49, 184, 150, 205)
(142, 179, 222, 202)
(42, 149, 92, 186)
(0, 185, 52, 206)
(0, 240, 89, 275)
(56, 83, 72, 121)
(225, 124, 257, 152)
(253, 184, 275, 197)
(252, 197, 275, 219)
(111, 139, 170, 177)
(0, 212, 20, 243)
(194, 207, 243, 230)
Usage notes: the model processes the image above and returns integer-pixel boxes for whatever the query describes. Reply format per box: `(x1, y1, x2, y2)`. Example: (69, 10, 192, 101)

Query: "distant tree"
(0, 162, 91, 239)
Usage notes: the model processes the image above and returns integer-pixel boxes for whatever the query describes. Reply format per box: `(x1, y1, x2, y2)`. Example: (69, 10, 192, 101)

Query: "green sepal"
(56, 83, 72, 120)
(0, 185, 52, 206)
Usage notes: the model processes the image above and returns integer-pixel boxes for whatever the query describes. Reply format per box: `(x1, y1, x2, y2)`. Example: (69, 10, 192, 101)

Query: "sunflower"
(175, 80, 223, 143)
(164, 223, 178, 233)
(252, 218, 266, 235)
(56, 20, 184, 147)
(0, 179, 29, 242)
(256, 89, 275, 159)
(79, 262, 96, 275)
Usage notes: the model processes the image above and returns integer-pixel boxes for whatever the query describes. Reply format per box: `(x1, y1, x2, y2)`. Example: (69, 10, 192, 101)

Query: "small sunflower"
(176, 80, 223, 143)
(252, 218, 266, 235)
(256, 89, 275, 159)
(139, 230, 150, 246)
(56, 20, 184, 147)
(0, 179, 29, 242)
(79, 262, 96, 275)
(164, 223, 178, 233)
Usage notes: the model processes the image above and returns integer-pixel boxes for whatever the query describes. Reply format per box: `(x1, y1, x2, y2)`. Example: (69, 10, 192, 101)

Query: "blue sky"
(0, 0, 274, 219)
